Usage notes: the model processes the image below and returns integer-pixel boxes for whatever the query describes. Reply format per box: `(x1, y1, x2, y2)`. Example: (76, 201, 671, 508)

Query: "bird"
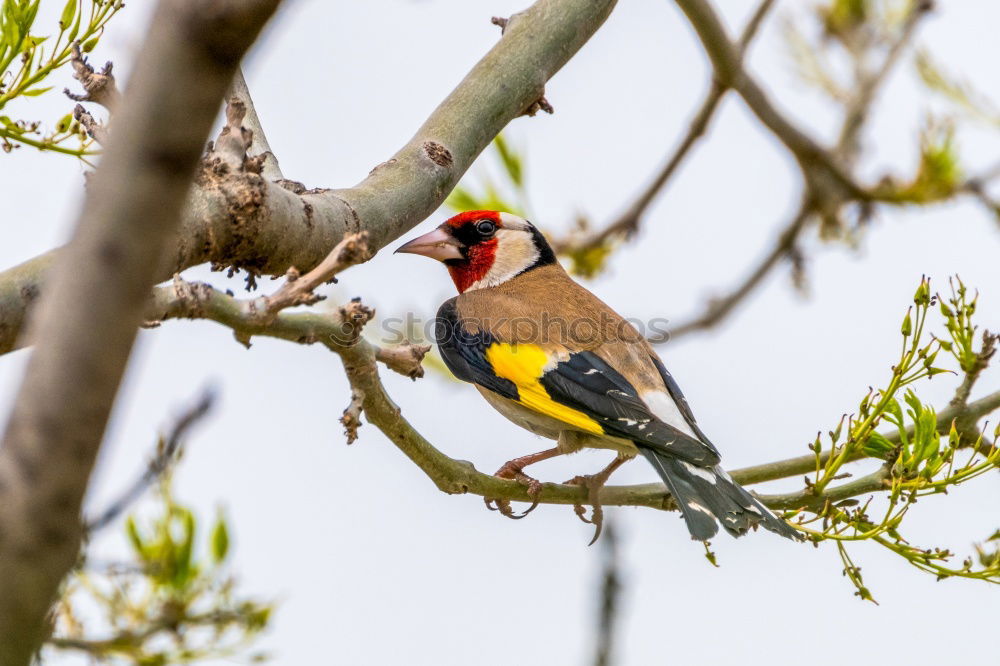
(396, 210, 801, 544)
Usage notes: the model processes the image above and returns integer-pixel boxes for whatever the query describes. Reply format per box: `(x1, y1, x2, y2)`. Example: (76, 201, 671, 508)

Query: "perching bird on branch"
(397, 210, 800, 544)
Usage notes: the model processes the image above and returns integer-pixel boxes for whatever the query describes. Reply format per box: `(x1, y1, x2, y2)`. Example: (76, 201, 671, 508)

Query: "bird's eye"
(475, 220, 496, 236)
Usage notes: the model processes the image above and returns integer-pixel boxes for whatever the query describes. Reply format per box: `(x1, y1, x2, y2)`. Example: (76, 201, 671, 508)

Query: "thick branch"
(0, 1, 282, 662)
(230, 68, 282, 181)
(757, 468, 891, 512)
(0, 0, 617, 356)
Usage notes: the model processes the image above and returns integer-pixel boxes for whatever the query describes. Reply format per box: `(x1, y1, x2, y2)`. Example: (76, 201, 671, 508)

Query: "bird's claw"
(484, 466, 543, 520)
(564, 474, 606, 545)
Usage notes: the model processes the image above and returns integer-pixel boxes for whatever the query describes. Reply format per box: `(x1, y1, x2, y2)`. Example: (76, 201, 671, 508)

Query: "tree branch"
(835, 0, 932, 162)
(0, 0, 618, 356)
(64, 41, 121, 112)
(0, 1, 283, 661)
(656, 0, 932, 341)
(758, 468, 891, 512)
(591, 521, 621, 666)
(554, 0, 775, 255)
(229, 67, 282, 181)
(84, 389, 217, 534)
(657, 199, 810, 340)
(950, 330, 998, 414)
(674, 0, 862, 198)
(731, 388, 1000, 487)
(256, 232, 373, 322)
(145, 274, 1000, 519)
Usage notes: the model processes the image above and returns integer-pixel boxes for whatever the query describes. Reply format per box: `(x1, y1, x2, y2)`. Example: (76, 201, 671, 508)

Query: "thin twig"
(657, 200, 810, 341)
(85, 389, 216, 533)
(654, 0, 931, 341)
(63, 42, 120, 112)
(48, 608, 254, 654)
(674, 0, 864, 200)
(592, 520, 621, 666)
(950, 330, 998, 413)
(256, 232, 372, 322)
(556, 0, 776, 254)
(836, 0, 933, 162)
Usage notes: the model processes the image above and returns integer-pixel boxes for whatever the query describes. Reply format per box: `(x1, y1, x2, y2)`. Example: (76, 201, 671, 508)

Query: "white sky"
(2, 1, 999, 664)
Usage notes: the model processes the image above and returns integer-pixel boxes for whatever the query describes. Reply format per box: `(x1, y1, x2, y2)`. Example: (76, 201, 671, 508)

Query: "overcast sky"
(2, 1, 999, 664)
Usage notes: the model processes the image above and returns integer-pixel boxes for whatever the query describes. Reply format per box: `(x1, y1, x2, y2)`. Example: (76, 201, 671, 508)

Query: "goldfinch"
(397, 210, 799, 543)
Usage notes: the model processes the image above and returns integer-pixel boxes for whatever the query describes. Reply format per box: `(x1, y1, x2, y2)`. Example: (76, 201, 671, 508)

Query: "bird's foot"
(564, 457, 628, 545)
(484, 460, 544, 520)
(564, 473, 608, 545)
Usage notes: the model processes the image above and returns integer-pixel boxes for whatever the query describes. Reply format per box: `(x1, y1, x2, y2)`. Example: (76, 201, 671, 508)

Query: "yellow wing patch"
(484, 343, 604, 435)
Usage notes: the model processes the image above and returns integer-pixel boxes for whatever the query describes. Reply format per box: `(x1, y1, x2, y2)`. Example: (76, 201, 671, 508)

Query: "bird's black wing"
(648, 353, 720, 454)
(537, 350, 720, 466)
(435, 299, 518, 400)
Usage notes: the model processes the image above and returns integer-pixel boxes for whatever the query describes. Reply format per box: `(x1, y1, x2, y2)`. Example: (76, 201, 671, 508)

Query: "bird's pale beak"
(394, 227, 464, 261)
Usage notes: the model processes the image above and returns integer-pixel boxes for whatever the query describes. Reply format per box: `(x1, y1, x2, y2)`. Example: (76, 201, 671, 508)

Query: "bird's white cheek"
(465, 231, 540, 291)
(641, 391, 697, 438)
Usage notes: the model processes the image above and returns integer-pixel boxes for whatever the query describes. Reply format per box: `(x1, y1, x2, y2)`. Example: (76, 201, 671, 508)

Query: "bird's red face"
(396, 210, 555, 293)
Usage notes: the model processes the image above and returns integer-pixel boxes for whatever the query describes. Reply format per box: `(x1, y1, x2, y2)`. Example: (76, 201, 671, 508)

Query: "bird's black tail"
(638, 446, 801, 542)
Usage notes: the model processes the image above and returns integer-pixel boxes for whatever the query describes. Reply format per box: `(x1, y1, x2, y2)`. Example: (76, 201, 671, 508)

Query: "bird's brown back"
(454, 264, 666, 392)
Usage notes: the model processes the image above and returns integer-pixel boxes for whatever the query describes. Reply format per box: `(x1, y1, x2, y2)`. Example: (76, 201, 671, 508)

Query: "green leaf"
(862, 431, 895, 460)
(903, 389, 922, 419)
(913, 279, 930, 306)
(444, 186, 483, 213)
(493, 134, 524, 187)
(125, 516, 145, 557)
(884, 397, 904, 426)
(54, 112, 72, 132)
(246, 606, 272, 631)
(566, 241, 614, 279)
(59, 0, 76, 29)
(914, 410, 939, 464)
(915, 49, 1000, 127)
(211, 515, 230, 563)
(166, 508, 196, 589)
(481, 181, 521, 216)
(0, 116, 24, 134)
(20, 85, 51, 97)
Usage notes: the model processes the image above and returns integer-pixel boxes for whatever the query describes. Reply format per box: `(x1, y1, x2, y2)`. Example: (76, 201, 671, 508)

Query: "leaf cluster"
(788, 277, 999, 602)
(47, 472, 273, 664)
(0, 0, 121, 156)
